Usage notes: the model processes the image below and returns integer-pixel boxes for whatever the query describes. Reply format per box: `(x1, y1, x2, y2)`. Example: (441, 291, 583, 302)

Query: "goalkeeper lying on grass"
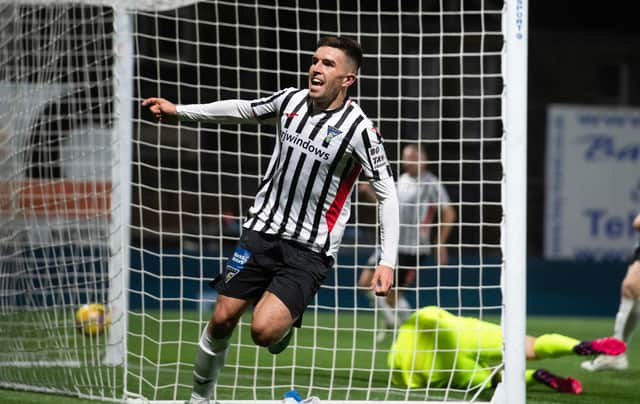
(388, 306, 626, 394)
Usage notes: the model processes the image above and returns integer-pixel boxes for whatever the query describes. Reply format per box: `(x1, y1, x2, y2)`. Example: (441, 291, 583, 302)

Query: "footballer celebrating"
(142, 36, 400, 404)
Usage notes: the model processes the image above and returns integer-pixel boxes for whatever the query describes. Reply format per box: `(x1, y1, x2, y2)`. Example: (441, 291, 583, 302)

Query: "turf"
(1, 314, 638, 403)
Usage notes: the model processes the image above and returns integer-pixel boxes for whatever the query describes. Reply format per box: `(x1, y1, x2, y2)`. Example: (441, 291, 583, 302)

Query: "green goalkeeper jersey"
(388, 306, 503, 389)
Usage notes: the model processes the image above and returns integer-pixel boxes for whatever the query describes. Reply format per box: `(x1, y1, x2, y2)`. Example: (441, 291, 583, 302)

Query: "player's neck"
(310, 92, 348, 114)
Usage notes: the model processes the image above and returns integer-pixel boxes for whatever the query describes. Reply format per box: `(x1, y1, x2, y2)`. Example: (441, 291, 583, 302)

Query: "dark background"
(131, 0, 640, 258)
(132, 0, 505, 256)
(17, 0, 640, 259)
(528, 1, 640, 255)
(8, 1, 638, 316)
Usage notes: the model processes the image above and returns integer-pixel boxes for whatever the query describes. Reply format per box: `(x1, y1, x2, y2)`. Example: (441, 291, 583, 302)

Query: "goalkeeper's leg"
(528, 333, 626, 360)
(528, 369, 582, 394)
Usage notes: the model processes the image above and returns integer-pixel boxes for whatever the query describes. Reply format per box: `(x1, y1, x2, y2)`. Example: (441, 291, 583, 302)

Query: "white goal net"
(0, 1, 527, 403)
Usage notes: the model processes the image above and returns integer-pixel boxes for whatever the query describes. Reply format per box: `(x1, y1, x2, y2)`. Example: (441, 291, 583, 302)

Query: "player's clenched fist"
(142, 97, 177, 120)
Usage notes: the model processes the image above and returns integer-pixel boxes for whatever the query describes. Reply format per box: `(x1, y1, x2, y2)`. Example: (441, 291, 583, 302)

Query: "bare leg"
(617, 260, 640, 342)
(190, 295, 251, 403)
(251, 291, 295, 346)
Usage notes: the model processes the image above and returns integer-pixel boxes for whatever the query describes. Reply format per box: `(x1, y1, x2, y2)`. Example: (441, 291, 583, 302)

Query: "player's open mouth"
(311, 78, 323, 86)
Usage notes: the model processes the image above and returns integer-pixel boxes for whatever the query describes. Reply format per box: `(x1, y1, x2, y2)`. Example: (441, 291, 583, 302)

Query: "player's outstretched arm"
(142, 97, 177, 120)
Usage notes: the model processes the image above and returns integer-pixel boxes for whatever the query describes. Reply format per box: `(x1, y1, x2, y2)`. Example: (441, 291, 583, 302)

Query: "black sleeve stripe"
(251, 89, 302, 122)
(360, 128, 380, 181)
(250, 88, 289, 108)
(255, 111, 277, 122)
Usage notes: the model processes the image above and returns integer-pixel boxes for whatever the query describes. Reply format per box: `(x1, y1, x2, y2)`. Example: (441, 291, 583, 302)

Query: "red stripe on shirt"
(326, 164, 362, 232)
(420, 206, 436, 236)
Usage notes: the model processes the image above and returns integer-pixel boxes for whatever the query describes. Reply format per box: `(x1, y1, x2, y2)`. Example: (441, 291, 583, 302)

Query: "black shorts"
(366, 251, 434, 287)
(211, 229, 333, 327)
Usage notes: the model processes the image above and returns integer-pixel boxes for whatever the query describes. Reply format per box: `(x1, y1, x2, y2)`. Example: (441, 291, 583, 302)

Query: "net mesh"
(0, 2, 122, 399)
(0, 0, 507, 402)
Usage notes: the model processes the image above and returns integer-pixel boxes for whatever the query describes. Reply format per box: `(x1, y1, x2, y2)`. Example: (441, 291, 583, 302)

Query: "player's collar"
(308, 94, 351, 116)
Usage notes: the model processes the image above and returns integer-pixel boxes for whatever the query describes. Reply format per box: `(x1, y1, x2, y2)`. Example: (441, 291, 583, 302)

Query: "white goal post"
(0, 1, 527, 403)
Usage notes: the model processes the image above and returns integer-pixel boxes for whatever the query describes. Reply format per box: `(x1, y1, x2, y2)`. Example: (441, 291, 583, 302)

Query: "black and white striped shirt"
(397, 171, 451, 255)
(177, 88, 398, 264)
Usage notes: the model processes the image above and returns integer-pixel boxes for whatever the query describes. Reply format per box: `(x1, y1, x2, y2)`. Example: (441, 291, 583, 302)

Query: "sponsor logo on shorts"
(225, 267, 240, 283)
(225, 247, 251, 283)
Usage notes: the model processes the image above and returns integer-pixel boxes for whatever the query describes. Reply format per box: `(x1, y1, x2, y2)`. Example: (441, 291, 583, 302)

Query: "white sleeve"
(371, 177, 399, 269)
(176, 99, 258, 124)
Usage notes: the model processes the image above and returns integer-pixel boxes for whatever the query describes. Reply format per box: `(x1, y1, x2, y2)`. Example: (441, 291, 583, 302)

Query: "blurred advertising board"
(545, 104, 640, 260)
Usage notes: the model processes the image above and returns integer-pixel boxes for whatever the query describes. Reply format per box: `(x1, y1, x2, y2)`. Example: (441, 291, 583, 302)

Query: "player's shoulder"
(283, 86, 305, 94)
(263, 87, 307, 112)
(268, 87, 306, 101)
(279, 87, 307, 99)
(346, 98, 375, 128)
(253, 87, 300, 105)
(346, 100, 384, 139)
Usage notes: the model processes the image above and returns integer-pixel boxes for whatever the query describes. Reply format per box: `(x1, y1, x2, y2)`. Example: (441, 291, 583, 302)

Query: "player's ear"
(342, 73, 357, 88)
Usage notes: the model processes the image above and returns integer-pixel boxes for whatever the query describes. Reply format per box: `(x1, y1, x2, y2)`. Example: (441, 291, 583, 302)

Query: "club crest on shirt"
(225, 246, 251, 283)
(324, 126, 342, 144)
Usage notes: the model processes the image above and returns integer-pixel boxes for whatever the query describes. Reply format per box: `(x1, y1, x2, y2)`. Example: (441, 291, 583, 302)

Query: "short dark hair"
(316, 36, 362, 71)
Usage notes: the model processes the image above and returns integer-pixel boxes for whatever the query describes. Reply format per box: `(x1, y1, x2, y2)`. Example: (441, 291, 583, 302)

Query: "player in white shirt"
(359, 143, 456, 341)
(582, 213, 640, 371)
(143, 36, 399, 404)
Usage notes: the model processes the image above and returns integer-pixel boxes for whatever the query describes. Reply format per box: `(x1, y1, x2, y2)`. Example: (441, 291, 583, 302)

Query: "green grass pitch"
(1, 314, 638, 403)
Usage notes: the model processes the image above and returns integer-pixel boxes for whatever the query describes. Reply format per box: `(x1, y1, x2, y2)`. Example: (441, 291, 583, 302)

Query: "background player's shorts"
(366, 249, 434, 287)
(211, 229, 333, 327)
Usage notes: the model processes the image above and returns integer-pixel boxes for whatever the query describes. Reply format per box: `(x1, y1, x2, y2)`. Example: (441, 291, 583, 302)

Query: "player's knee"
(250, 323, 280, 347)
(621, 262, 640, 298)
(621, 277, 640, 299)
(209, 308, 241, 339)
